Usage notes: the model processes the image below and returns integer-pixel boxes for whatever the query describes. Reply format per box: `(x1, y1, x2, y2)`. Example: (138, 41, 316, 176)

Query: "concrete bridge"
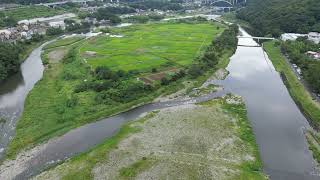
(237, 36, 275, 40)
(238, 36, 275, 45)
(202, 0, 247, 6)
(37, 0, 95, 8)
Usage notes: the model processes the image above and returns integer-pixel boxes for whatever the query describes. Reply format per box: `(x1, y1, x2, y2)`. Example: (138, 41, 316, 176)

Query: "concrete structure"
(38, 0, 96, 8)
(306, 51, 320, 60)
(201, 0, 246, 6)
(308, 32, 320, 44)
(0, 30, 11, 40)
(281, 33, 307, 41)
(281, 32, 320, 44)
(49, 21, 66, 30)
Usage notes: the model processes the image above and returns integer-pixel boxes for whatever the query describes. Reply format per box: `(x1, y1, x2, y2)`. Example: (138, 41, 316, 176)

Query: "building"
(306, 51, 320, 60)
(308, 32, 320, 44)
(0, 30, 12, 41)
(49, 21, 66, 30)
(281, 33, 307, 41)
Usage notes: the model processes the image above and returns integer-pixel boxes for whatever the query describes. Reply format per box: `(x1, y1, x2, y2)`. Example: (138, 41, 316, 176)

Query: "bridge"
(237, 36, 275, 40)
(237, 36, 275, 46)
(201, 0, 247, 6)
(37, 0, 95, 8)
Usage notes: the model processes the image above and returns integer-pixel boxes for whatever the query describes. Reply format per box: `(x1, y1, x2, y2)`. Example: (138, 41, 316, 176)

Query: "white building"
(48, 21, 66, 30)
(281, 33, 307, 41)
(308, 32, 320, 44)
(306, 51, 320, 60)
(0, 30, 11, 40)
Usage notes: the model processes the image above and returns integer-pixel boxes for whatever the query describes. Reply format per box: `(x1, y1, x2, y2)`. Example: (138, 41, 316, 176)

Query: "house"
(281, 33, 307, 41)
(306, 51, 320, 60)
(308, 32, 320, 44)
(49, 21, 66, 30)
(0, 30, 11, 41)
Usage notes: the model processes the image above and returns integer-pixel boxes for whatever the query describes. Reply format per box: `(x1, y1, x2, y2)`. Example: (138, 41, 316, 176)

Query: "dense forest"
(237, 0, 320, 37)
(0, 43, 22, 81)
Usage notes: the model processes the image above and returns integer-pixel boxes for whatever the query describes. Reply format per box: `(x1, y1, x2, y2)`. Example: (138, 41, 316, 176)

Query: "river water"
(215, 29, 319, 179)
(0, 42, 47, 160)
(1, 28, 320, 179)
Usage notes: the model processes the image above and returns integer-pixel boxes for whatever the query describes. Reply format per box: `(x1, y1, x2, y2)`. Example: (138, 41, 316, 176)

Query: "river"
(0, 28, 320, 179)
(0, 41, 53, 160)
(215, 28, 319, 179)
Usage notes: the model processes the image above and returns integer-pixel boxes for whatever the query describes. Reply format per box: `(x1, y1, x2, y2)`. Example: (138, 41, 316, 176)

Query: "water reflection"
(215, 28, 318, 180)
(0, 41, 49, 159)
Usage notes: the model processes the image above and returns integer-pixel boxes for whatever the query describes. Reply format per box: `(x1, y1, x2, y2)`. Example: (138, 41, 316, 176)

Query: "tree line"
(237, 0, 320, 37)
(188, 24, 239, 78)
(127, 1, 183, 11)
(281, 38, 320, 93)
(0, 43, 22, 81)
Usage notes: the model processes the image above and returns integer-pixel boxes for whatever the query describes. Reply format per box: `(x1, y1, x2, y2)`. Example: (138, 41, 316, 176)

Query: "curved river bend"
(0, 29, 319, 180)
(0, 41, 55, 160)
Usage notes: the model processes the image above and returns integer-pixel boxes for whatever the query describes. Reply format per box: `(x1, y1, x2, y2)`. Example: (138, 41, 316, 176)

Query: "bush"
(46, 27, 64, 36)
(188, 64, 203, 78)
(66, 96, 78, 108)
(151, 68, 158, 73)
(63, 48, 77, 64)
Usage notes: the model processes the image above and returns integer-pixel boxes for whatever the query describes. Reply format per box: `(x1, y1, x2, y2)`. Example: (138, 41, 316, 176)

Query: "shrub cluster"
(74, 66, 152, 104)
(281, 38, 320, 93)
(187, 24, 239, 78)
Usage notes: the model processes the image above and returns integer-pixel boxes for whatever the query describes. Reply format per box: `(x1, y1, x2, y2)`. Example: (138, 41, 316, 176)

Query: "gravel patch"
(92, 102, 254, 179)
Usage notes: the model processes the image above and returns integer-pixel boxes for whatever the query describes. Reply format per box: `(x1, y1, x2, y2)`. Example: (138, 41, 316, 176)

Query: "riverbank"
(263, 41, 320, 129)
(4, 21, 235, 160)
(33, 96, 266, 180)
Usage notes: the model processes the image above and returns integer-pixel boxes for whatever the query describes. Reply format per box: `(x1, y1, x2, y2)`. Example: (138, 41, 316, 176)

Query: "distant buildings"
(280, 33, 306, 41)
(281, 32, 320, 44)
(308, 32, 320, 44)
(0, 23, 47, 42)
(306, 51, 320, 60)
(0, 13, 75, 42)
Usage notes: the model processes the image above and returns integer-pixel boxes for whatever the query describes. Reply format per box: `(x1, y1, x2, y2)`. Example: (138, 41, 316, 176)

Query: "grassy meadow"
(6, 22, 229, 159)
(4, 6, 65, 21)
(44, 36, 85, 50)
(80, 23, 224, 71)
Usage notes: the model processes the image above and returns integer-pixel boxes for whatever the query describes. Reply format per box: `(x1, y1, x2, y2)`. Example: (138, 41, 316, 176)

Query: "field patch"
(3, 6, 65, 21)
(44, 36, 85, 50)
(47, 48, 68, 63)
(80, 23, 224, 71)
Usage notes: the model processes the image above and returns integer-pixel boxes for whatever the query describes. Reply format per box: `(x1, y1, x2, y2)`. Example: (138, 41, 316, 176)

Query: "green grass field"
(80, 23, 224, 71)
(6, 22, 228, 159)
(44, 36, 85, 50)
(4, 6, 65, 21)
(264, 41, 320, 128)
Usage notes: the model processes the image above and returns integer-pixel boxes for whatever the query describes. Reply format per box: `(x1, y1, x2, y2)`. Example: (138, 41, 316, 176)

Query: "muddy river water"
(0, 28, 319, 179)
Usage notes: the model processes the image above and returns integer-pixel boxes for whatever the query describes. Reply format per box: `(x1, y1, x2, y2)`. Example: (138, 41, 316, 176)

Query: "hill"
(237, 0, 320, 36)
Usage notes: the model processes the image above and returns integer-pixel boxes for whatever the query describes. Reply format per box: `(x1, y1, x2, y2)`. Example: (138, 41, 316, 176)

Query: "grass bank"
(6, 21, 232, 159)
(34, 96, 266, 180)
(3, 6, 65, 21)
(263, 41, 320, 129)
(44, 36, 85, 50)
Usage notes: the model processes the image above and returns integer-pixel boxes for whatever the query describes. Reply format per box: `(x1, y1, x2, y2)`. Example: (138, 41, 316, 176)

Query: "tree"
(0, 42, 21, 81)
(188, 64, 203, 78)
(237, 0, 320, 36)
(46, 27, 64, 36)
